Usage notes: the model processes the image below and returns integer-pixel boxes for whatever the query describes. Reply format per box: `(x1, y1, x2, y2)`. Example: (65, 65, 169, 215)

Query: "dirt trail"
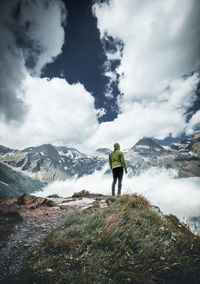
(0, 196, 97, 283)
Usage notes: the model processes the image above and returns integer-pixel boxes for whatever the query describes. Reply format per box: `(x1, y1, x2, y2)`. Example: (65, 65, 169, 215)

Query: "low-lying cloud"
(36, 167, 200, 220)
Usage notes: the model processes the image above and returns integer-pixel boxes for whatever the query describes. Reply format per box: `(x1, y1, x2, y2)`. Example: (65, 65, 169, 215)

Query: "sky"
(0, 0, 200, 153)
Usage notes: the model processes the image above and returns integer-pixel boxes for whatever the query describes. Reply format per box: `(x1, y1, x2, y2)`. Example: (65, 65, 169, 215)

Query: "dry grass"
(120, 194, 150, 209)
(15, 194, 200, 284)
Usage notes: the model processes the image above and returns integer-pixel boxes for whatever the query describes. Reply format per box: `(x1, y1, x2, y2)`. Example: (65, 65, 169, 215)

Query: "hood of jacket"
(114, 143, 120, 150)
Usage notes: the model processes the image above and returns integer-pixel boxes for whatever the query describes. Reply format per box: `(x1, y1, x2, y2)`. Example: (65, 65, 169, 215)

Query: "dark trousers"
(112, 167, 123, 195)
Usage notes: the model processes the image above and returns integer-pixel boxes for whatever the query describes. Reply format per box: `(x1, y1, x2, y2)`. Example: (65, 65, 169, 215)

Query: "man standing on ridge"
(109, 143, 127, 196)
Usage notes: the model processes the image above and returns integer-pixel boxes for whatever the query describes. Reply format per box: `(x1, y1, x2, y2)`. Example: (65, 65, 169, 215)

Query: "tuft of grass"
(106, 196, 119, 204)
(120, 194, 150, 209)
(47, 194, 60, 198)
(72, 189, 91, 198)
(15, 194, 200, 284)
(72, 190, 104, 198)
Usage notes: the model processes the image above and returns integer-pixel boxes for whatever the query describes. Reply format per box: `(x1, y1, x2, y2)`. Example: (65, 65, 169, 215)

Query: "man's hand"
(125, 168, 128, 174)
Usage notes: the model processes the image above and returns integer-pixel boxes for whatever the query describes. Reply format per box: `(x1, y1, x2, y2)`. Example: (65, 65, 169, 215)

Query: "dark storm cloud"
(178, 0, 200, 72)
(14, 0, 66, 74)
(0, 1, 27, 122)
(0, 0, 66, 122)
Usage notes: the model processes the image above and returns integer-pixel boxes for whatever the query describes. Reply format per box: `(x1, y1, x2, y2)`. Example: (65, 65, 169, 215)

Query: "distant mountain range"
(126, 135, 200, 177)
(0, 134, 200, 198)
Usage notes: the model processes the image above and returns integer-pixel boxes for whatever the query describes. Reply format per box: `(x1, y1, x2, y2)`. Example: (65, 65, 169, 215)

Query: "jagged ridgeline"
(15, 195, 200, 284)
(0, 134, 200, 198)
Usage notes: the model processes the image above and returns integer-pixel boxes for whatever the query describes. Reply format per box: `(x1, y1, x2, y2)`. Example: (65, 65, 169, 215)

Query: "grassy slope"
(0, 162, 43, 199)
(16, 195, 200, 284)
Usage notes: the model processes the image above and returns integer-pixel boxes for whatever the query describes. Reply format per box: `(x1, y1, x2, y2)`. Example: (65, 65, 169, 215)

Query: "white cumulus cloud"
(93, 0, 200, 97)
(92, 0, 200, 148)
(83, 74, 199, 150)
(0, 76, 98, 149)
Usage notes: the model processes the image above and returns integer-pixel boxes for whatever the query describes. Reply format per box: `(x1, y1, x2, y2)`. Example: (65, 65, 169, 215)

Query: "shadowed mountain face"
(0, 144, 108, 184)
(0, 144, 68, 183)
(0, 134, 199, 197)
(0, 162, 43, 200)
(22, 144, 60, 164)
(171, 134, 200, 155)
(132, 138, 168, 157)
(0, 145, 15, 155)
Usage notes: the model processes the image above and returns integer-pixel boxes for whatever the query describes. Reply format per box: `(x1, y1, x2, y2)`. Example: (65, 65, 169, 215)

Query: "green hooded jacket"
(109, 143, 127, 170)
